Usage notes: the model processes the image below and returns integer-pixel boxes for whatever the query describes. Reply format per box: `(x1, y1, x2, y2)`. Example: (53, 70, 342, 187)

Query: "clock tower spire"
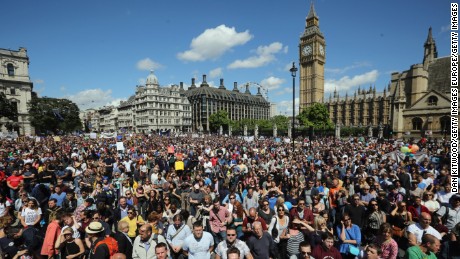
(299, 1, 325, 110)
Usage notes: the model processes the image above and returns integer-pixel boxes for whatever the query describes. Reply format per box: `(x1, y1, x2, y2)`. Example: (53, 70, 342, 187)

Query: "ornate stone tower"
(299, 2, 325, 111)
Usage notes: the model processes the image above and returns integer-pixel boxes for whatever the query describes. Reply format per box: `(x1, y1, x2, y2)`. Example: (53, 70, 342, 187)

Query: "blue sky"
(1, 0, 450, 115)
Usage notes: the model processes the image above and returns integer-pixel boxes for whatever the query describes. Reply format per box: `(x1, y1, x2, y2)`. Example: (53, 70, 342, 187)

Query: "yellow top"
(120, 215, 145, 237)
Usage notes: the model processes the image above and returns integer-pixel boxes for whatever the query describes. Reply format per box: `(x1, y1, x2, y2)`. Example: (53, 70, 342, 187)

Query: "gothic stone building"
(300, 3, 450, 139)
(184, 75, 270, 132)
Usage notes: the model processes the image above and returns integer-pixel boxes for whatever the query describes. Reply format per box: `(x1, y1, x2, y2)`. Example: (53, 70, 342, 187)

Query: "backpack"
(441, 206, 450, 225)
(94, 236, 119, 258)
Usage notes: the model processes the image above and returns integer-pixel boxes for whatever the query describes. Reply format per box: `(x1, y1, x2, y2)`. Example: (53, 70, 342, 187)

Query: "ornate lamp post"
(290, 62, 297, 152)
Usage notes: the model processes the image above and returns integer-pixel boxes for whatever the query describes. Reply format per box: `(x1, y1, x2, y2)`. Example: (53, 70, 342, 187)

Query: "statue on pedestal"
(244, 125, 248, 136)
(287, 122, 292, 138)
(229, 125, 232, 136)
(273, 124, 278, 138)
(254, 124, 259, 139)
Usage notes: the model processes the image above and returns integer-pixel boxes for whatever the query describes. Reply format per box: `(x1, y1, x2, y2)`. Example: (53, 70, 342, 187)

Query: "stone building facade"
(82, 71, 192, 134)
(300, 3, 450, 139)
(0, 47, 34, 135)
(184, 75, 270, 132)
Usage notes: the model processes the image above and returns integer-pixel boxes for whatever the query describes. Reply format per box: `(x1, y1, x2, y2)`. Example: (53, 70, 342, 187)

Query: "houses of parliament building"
(299, 4, 451, 139)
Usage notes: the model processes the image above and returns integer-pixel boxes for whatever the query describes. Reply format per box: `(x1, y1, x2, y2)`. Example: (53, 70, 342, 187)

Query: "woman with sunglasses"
(268, 205, 290, 259)
(337, 213, 362, 259)
(421, 191, 440, 213)
(364, 199, 386, 244)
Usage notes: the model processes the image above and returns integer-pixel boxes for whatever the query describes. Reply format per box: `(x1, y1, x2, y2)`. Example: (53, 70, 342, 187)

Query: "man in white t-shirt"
(407, 212, 442, 245)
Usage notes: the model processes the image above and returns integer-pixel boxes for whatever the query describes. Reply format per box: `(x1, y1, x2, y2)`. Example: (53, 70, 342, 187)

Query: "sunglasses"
(230, 197, 235, 200)
(227, 234, 236, 236)
(128, 212, 134, 214)
(278, 209, 284, 211)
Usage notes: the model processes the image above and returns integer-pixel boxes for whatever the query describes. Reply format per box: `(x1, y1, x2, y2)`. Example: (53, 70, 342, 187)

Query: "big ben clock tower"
(299, 2, 325, 110)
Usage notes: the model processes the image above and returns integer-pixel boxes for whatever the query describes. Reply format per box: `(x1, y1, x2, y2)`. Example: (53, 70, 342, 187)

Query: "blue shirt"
(336, 224, 361, 254)
(50, 192, 67, 207)
(182, 231, 214, 259)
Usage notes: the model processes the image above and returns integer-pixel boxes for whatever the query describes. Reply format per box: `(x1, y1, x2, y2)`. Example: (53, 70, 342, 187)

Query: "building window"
(428, 96, 438, 106)
(440, 116, 450, 132)
(10, 88, 16, 95)
(7, 63, 14, 76)
(412, 117, 423, 130)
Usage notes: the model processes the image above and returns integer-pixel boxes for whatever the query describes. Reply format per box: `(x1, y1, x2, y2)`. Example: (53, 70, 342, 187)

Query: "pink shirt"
(209, 206, 231, 233)
(376, 236, 398, 259)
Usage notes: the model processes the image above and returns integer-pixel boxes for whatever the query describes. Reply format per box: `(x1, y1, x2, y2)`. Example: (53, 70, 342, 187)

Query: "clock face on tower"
(302, 45, 312, 56)
(319, 45, 325, 55)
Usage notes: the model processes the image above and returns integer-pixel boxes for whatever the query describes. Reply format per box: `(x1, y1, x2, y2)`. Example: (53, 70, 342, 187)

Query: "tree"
(271, 115, 289, 130)
(298, 103, 334, 130)
(28, 96, 82, 135)
(209, 110, 230, 132)
(0, 92, 18, 121)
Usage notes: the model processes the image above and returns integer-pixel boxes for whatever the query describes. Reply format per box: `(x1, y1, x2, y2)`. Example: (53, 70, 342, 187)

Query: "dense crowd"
(0, 133, 455, 259)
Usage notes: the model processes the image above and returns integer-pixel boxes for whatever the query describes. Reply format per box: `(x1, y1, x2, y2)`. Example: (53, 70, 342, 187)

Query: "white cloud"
(325, 70, 379, 93)
(177, 25, 253, 62)
(325, 62, 372, 75)
(65, 89, 124, 110)
(283, 46, 289, 54)
(228, 42, 284, 69)
(209, 67, 223, 78)
(273, 87, 293, 96)
(60, 86, 66, 92)
(440, 24, 450, 33)
(276, 97, 299, 115)
(33, 79, 44, 84)
(136, 58, 163, 71)
(260, 76, 285, 91)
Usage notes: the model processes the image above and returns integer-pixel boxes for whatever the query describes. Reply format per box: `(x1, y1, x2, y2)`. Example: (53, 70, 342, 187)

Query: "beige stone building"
(299, 4, 450, 139)
(0, 47, 34, 135)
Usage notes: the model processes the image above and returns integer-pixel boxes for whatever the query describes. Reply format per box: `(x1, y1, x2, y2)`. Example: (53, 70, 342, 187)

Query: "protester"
(0, 133, 451, 259)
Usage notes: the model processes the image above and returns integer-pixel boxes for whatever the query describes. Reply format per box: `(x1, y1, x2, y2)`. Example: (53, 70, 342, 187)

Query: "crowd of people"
(0, 133, 455, 259)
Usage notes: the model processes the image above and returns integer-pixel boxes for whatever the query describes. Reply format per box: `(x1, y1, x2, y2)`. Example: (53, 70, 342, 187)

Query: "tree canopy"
(209, 110, 231, 132)
(29, 96, 82, 134)
(297, 103, 334, 130)
(0, 92, 18, 121)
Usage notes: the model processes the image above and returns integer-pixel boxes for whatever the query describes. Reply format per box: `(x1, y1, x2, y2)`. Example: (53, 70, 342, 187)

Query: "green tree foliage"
(298, 103, 334, 130)
(0, 92, 18, 121)
(29, 96, 82, 134)
(271, 115, 289, 130)
(209, 110, 231, 132)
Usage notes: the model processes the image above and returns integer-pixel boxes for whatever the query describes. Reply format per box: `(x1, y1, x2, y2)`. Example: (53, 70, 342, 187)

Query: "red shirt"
(7, 175, 23, 188)
(242, 216, 268, 231)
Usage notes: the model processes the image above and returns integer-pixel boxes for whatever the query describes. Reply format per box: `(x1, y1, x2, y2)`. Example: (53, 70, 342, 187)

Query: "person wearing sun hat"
(86, 221, 110, 259)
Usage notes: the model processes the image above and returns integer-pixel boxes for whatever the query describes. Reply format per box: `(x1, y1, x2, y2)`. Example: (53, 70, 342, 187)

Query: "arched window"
(428, 96, 438, 106)
(412, 117, 423, 130)
(440, 116, 450, 132)
(7, 63, 14, 76)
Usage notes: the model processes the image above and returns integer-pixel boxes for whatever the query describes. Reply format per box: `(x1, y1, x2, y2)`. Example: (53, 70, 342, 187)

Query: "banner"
(101, 132, 116, 139)
(244, 136, 254, 142)
(381, 150, 428, 164)
(90, 133, 97, 139)
(116, 142, 124, 151)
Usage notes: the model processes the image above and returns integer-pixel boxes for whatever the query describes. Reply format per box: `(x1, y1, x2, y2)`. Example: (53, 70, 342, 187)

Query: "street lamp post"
(290, 62, 297, 152)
